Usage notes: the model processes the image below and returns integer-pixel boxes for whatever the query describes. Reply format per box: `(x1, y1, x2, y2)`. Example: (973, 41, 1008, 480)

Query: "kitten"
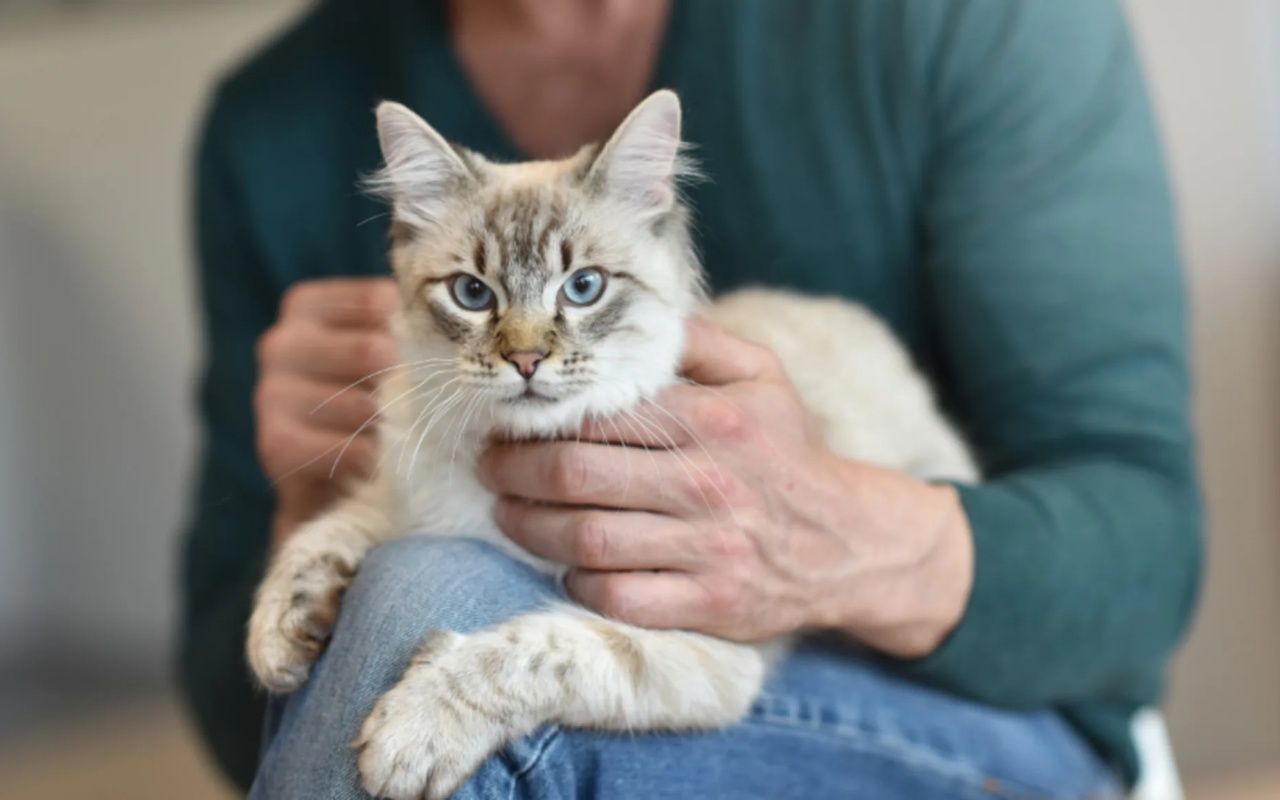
(247, 90, 978, 800)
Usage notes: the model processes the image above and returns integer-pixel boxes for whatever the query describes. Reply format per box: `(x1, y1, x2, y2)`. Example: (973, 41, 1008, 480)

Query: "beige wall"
(0, 0, 1276, 781)
(0, 3, 304, 670)
(1127, 0, 1280, 779)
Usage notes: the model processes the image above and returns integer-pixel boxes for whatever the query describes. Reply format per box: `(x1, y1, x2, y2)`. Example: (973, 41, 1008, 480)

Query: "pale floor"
(0, 696, 1273, 800)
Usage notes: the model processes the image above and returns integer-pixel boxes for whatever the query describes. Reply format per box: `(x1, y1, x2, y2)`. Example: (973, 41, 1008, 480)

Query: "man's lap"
(250, 536, 1121, 800)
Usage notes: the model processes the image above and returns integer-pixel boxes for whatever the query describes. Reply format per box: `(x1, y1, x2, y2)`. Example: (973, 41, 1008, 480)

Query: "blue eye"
(559, 268, 607, 307)
(449, 274, 495, 311)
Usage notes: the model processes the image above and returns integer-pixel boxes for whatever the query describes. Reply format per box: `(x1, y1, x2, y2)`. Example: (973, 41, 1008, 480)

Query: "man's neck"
(446, 0, 671, 159)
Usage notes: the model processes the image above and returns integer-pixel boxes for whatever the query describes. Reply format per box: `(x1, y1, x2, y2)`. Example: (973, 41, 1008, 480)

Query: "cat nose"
(503, 349, 547, 379)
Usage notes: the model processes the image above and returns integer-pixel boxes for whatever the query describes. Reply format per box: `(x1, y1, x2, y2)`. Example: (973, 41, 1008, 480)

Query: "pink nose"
(504, 350, 547, 379)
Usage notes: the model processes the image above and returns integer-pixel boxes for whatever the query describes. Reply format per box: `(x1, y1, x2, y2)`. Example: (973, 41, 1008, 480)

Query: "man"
(181, 0, 1200, 797)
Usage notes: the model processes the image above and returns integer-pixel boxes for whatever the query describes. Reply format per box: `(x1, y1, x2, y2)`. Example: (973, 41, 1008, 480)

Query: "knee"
(342, 536, 553, 636)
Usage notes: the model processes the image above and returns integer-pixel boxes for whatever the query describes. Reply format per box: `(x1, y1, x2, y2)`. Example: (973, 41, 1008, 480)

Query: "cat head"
(367, 90, 704, 435)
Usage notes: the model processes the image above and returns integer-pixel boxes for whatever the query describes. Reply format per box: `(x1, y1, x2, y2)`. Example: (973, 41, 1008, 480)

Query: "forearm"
(896, 452, 1201, 708)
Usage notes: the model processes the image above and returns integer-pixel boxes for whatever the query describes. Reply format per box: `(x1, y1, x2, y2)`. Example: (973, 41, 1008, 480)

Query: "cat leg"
(247, 476, 394, 693)
(356, 605, 776, 800)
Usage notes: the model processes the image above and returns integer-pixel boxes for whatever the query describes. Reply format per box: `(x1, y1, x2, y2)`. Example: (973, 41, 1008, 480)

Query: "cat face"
(370, 91, 704, 435)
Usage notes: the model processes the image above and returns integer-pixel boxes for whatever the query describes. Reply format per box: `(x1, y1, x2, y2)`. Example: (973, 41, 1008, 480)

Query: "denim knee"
(341, 535, 556, 638)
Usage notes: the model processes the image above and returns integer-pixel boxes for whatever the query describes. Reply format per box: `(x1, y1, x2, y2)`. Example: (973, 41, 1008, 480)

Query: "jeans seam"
(505, 726, 563, 800)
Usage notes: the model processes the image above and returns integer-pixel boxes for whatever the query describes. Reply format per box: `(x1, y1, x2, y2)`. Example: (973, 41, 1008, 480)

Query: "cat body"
(247, 91, 976, 800)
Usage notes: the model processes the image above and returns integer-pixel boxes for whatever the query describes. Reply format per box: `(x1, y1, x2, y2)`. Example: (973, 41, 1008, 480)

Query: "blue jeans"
(249, 536, 1122, 799)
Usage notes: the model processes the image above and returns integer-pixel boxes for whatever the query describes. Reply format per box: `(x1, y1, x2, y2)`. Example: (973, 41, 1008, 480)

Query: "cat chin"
(485, 382, 660, 441)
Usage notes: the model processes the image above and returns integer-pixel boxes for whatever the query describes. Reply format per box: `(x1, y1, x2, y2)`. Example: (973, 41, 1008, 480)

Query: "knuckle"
(691, 397, 752, 442)
(751, 341, 782, 371)
(256, 424, 293, 475)
(688, 466, 742, 510)
(280, 282, 314, 318)
(252, 378, 279, 419)
(357, 280, 399, 314)
(705, 528, 751, 563)
(550, 448, 592, 498)
(703, 578, 743, 618)
(572, 513, 611, 568)
(256, 325, 288, 366)
(351, 332, 395, 369)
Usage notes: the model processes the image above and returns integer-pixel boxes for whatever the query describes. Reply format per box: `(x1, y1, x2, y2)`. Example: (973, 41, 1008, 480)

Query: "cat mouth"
(503, 386, 558, 405)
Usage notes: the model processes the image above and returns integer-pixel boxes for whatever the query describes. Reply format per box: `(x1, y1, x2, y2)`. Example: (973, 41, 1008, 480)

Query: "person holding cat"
(180, 1, 1201, 798)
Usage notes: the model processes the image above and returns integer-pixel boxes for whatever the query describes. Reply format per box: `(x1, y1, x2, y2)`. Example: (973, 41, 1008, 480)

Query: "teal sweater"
(181, 0, 1201, 789)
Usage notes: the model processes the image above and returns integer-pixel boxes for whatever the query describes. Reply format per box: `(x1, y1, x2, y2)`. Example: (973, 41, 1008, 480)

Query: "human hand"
(481, 316, 973, 658)
(254, 277, 400, 547)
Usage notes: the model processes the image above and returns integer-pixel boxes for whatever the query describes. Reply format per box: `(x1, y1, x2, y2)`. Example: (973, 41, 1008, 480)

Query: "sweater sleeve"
(177, 91, 280, 792)
(899, 0, 1202, 713)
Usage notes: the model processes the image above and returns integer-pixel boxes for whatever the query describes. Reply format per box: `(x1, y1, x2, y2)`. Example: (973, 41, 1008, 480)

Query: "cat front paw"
(355, 630, 529, 800)
(247, 551, 356, 693)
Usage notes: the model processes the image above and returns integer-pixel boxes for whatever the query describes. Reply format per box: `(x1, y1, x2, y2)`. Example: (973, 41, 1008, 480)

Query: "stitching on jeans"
(505, 726, 563, 800)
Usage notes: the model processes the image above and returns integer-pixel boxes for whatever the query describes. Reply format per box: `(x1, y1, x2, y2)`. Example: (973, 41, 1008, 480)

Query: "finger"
(260, 319, 400, 383)
(567, 569, 721, 631)
(479, 441, 727, 516)
(281, 278, 400, 329)
(495, 500, 702, 571)
(576, 403, 691, 449)
(578, 385, 751, 454)
(679, 315, 782, 386)
(259, 374, 380, 434)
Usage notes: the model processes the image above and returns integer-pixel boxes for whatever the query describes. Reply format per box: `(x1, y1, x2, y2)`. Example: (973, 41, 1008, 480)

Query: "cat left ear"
(586, 90, 689, 214)
(367, 101, 475, 228)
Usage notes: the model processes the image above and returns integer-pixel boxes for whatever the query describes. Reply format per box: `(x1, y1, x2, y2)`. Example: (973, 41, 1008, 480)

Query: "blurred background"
(0, 0, 1277, 798)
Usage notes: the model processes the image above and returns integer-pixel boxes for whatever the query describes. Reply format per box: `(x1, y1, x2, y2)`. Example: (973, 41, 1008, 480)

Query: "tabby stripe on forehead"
(473, 238, 488, 275)
(559, 239, 574, 273)
(513, 196, 542, 267)
(483, 203, 509, 271)
(425, 297, 472, 343)
(537, 204, 564, 256)
(581, 285, 637, 340)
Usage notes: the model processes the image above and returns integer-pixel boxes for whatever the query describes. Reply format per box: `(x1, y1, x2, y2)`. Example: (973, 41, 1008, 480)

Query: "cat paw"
(247, 552, 356, 693)
(355, 631, 525, 800)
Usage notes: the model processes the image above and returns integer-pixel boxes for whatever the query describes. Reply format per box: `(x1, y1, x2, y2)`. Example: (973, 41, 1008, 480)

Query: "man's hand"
(254, 278, 400, 547)
(481, 316, 974, 659)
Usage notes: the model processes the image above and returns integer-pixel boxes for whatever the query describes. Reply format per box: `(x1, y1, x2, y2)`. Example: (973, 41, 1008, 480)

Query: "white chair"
(1132, 709, 1184, 800)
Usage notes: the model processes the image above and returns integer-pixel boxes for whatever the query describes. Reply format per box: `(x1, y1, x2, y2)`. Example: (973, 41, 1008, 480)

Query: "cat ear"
(587, 90, 688, 213)
(368, 101, 475, 228)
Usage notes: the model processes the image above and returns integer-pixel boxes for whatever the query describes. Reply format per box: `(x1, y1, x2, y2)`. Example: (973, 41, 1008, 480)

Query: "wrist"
(810, 459, 974, 659)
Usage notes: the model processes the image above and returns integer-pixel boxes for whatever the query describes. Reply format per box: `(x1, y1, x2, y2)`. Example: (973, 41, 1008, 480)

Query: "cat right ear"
(367, 101, 474, 228)
(586, 89, 691, 215)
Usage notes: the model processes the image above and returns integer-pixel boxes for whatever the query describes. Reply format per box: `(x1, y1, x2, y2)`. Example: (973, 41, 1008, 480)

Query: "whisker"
(629, 405, 739, 527)
(407, 383, 472, 476)
(602, 412, 635, 506)
(310, 357, 454, 415)
(386, 376, 466, 474)
(327, 372, 439, 479)
(447, 388, 487, 482)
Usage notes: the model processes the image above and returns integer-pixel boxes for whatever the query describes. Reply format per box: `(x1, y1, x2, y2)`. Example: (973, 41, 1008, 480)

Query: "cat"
(246, 90, 978, 800)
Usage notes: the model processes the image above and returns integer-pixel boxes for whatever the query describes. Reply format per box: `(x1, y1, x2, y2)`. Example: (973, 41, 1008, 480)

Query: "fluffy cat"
(247, 90, 978, 800)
